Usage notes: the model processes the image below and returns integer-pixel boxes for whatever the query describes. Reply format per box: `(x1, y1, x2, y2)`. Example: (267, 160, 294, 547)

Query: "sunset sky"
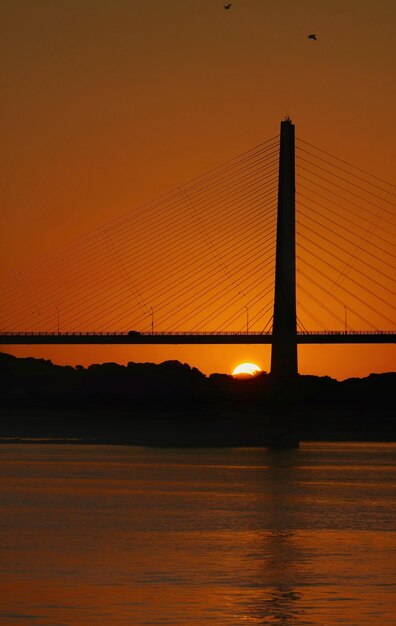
(1, 0, 395, 378)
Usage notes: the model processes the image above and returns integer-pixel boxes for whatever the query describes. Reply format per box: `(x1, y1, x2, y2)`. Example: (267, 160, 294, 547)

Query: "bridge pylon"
(270, 118, 298, 377)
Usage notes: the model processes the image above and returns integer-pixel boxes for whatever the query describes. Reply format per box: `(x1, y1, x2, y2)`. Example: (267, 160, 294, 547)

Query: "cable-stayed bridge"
(1, 119, 395, 375)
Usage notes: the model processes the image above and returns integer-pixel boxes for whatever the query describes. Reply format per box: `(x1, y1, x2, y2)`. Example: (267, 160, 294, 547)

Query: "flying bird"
(224, 4, 232, 9)
(308, 34, 317, 40)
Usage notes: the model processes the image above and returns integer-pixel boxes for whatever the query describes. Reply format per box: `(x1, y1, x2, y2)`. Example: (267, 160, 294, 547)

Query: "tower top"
(283, 116, 293, 124)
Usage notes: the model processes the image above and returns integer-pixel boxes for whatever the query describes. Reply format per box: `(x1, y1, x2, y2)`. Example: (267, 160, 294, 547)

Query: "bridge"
(1, 331, 394, 345)
(1, 118, 395, 375)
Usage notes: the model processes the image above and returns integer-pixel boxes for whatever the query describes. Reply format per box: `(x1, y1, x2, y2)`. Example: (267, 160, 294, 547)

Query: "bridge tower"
(270, 118, 298, 377)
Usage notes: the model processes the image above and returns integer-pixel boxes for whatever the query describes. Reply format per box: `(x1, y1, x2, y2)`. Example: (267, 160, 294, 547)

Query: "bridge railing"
(297, 330, 395, 335)
(0, 330, 272, 336)
(0, 330, 395, 336)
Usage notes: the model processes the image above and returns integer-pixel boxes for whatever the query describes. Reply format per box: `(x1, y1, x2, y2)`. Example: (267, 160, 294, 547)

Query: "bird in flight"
(308, 34, 317, 41)
(224, 3, 232, 9)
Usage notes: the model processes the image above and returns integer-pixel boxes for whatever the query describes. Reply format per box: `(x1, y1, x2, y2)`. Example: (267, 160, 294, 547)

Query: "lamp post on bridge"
(56, 307, 60, 334)
(245, 306, 249, 335)
(150, 307, 154, 335)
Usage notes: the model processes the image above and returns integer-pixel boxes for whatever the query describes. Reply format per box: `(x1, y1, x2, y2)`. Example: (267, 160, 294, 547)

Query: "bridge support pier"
(268, 118, 299, 449)
(270, 117, 298, 378)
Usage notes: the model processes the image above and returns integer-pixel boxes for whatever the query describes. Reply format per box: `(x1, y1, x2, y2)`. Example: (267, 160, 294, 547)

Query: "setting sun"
(232, 362, 262, 377)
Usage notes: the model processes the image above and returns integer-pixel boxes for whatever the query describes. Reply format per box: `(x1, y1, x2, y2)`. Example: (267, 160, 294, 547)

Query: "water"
(0, 443, 395, 625)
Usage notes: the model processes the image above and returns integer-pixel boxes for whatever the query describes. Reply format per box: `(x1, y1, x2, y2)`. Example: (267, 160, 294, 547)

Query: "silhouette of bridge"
(1, 118, 395, 374)
(1, 330, 394, 345)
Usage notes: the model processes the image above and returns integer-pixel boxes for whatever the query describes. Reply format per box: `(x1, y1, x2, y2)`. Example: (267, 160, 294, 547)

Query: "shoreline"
(1, 437, 395, 445)
(1, 406, 395, 446)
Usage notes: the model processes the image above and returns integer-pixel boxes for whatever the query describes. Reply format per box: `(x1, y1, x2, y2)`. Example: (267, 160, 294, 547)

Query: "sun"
(232, 362, 262, 377)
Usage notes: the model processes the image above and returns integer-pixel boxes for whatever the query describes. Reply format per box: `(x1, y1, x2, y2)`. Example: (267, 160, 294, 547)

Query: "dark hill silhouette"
(0, 352, 395, 443)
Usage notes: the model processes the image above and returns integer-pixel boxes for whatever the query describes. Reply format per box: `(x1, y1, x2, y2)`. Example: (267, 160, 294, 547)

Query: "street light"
(344, 306, 347, 334)
(56, 307, 60, 334)
(245, 306, 249, 335)
(150, 307, 154, 335)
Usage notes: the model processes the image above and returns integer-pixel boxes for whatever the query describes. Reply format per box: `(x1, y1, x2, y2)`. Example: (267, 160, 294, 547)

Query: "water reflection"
(242, 531, 307, 625)
(241, 450, 307, 625)
(251, 585, 304, 625)
(0, 444, 395, 625)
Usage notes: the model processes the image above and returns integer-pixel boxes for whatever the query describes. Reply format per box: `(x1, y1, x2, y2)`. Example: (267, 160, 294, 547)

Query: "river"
(0, 443, 395, 625)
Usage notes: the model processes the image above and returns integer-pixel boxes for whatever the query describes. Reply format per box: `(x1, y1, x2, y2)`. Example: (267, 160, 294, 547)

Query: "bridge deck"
(0, 332, 395, 345)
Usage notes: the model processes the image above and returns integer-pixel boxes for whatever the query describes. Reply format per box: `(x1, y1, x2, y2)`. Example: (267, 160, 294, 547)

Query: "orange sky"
(1, 0, 395, 378)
